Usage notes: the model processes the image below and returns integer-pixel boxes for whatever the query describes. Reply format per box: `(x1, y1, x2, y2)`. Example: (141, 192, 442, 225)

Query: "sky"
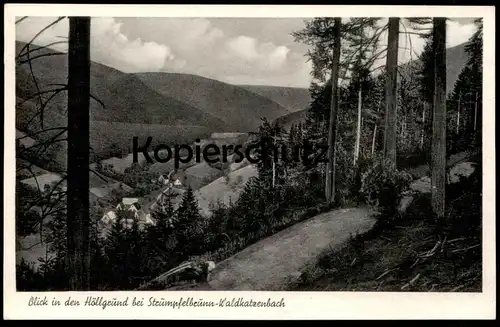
(15, 17, 478, 88)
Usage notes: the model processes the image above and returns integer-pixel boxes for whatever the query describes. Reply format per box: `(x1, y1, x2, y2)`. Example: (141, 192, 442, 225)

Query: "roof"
(122, 197, 139, 205)
(103, 210, 117, 221)
(20, 173, 66, 192)
(16, 129, 36, 148)
(170, 170, 187, 182)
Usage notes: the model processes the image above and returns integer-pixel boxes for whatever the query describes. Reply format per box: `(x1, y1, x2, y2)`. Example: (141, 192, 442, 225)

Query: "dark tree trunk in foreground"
(66, 17, 91, 290)
(383, 17, 399, 164)
(431, 18, 447, 219)
(325, 17, 341, 204)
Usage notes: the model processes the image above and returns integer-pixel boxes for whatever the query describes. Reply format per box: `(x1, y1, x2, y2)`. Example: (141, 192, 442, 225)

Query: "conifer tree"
(175, 187, 204, 257)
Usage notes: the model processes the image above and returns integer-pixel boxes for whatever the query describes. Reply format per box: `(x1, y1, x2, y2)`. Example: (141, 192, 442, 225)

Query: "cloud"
(224, 36, 291, 69)
(15, 17, 311, 86)
(446, 19, 477, 48)
(15, 16, 184, 72)
(115, 17, 308, 86)
(225, 36, 260, 61)
(17, 17, 475, 88)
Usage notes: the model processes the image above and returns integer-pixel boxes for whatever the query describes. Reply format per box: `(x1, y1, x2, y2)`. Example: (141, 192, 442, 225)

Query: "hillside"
(134, 72, 290, 132)
(15, 40, 296, 160)
(15, 41, 226, 127)
(274, 109, 308, 130)
(238, 85, 311, 113)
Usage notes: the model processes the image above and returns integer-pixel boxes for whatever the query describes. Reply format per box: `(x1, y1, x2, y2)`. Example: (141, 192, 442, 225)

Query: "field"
(90, 120, 213, 160)
(184, 162, 225, 191)
(195, 164, 258, 217)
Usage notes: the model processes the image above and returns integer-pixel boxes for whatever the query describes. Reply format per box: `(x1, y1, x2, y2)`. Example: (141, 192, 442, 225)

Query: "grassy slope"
(195, 164, 258, 217)
(134, 72, 290, 132)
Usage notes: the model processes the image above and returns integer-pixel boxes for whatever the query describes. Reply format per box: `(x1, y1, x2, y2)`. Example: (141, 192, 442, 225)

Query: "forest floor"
(285, 150, 481, 292)
(178, 150, 478, 291)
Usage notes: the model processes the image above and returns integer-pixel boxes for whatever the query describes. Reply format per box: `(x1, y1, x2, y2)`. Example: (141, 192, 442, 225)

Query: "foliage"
(288, 155, 482, 292)
(175, 187, 206, 258)
(359, 155, 412, 227)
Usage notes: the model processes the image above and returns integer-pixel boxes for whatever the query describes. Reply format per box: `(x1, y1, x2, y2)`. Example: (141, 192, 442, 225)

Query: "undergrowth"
(287, 161, 482, 292)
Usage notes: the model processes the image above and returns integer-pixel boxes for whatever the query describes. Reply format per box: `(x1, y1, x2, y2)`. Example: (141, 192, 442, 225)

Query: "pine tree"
(323, 17, 342, 204)
(418, 37, 435, 105)
(104, 212, 125, 287)
(236, 176, 270, 238)
(127, 212, 145, 287)
(252, 118, 287, 188)
(175, 187, 204, 257)
(104, 208, 138, 288)
(205, 201, 231, 251)
(146, 191, 178, 271)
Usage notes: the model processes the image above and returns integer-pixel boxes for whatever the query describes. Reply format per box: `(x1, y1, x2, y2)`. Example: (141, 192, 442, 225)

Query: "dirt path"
(207, 207, 376, 291)
(205, 151, 476, 291)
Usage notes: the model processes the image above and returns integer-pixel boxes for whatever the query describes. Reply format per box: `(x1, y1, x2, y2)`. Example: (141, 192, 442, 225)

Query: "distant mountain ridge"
(15, 40, 290, 161)
(237, 85, 311, 113)
(15, 40, 469, 163)
(134, 72, 289, 132)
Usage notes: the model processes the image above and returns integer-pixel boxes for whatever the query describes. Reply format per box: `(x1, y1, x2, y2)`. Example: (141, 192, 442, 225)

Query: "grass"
(90, 120, 213, 160)
(287, 192, 482, 292)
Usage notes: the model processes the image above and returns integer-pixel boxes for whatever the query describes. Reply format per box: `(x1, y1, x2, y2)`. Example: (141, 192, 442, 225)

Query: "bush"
(359, 155, 412, 227)
(444, 162, 482, 237)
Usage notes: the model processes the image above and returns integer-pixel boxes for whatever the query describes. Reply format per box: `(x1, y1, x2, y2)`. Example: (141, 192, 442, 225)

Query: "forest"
(15, 17, 483, 291)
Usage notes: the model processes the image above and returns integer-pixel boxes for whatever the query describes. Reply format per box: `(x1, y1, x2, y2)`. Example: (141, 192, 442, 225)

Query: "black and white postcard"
(3, 4, 496, 320)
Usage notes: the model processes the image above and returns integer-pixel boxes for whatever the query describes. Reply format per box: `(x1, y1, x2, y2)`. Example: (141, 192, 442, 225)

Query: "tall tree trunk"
(401, 117, 406, 145)
(354, 88, 362, 163)
(456, 93, 461, 134)
(420, 103, 426, 149)
(66, 17, 91, 290)
(272, 160, 276, 188)
(371, 124, 378, 156)
(431, 17, 447, 219)
(473, 92, 478, 132)
(325, 18, 341, 204)
(383, 17, 399, 164)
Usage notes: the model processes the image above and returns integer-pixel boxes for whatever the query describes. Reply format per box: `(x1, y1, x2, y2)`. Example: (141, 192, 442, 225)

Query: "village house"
(169, 170, 187, 188)
(116, 197, 140, 212)
(101, 209, 117, 225)
(158, 174, 170, 185)
(101, 197, 154, 231)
